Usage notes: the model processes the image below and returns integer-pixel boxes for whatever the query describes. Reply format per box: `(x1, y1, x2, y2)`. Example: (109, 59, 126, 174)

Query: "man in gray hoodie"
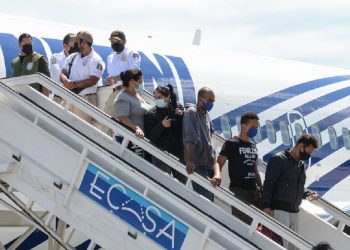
(183, 87, 221, 201)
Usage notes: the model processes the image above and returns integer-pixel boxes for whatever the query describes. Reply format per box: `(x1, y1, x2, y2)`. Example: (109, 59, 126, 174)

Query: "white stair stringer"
(0, 185, 73, 250)
(0, 87, 259, 249)
(1, 74, 349, 248)
(0, 74, 317, 249)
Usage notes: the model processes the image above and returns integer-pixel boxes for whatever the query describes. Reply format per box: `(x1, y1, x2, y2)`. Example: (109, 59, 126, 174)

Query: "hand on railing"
(263, 207, 273, 216)
(186, 161, 195, 174)
(210, 174, 221, 187)
(306, 191, 319, 201)
(135, 127, 144, 139)
(210, 162, 221, 187)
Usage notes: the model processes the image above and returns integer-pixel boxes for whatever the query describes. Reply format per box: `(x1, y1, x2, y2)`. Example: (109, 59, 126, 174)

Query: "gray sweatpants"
(273, 210, 299, 250)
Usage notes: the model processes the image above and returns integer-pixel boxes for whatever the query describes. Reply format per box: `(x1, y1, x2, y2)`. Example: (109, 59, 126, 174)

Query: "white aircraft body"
(0, 14, 349, 249)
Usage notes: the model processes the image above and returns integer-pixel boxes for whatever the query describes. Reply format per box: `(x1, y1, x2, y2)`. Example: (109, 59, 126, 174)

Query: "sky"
(2, 0, 350, 69)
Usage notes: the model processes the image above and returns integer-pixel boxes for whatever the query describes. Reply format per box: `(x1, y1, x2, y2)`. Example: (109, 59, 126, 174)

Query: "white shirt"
(50, 50, 67, 84)
(107, 47, 141, 88)
(63, 48, 105, 95)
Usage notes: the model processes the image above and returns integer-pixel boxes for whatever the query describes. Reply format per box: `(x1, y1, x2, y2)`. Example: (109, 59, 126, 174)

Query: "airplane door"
(220, 115, 232, 140)
(286, 110, 311, 168)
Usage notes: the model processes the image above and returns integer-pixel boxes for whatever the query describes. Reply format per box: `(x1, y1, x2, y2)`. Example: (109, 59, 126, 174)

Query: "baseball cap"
(77, 31, 93, 43)
(109, 30, 126, 41)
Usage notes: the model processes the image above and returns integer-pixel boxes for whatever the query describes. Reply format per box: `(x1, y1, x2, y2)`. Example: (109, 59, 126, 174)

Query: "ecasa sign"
(79, 163, 188, 250)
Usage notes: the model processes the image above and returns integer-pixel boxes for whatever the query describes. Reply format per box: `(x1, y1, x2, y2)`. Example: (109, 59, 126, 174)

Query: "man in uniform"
(50, 33, 79, 103)
(11, 33, 50, 96)
(217, 112, 263, 224)
(60, 31, 105, 123)
(104, 30, 141, 113)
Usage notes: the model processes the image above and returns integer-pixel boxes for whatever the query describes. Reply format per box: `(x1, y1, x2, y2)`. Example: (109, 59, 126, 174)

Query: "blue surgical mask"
(247, 127, 258, 138)
(204, 102, 213, 112)
(136, 84, 144, 94)
(155, 98, 166, 108)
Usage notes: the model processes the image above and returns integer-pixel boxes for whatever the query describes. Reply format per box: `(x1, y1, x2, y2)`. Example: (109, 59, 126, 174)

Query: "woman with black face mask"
(11, 33, 50, 96)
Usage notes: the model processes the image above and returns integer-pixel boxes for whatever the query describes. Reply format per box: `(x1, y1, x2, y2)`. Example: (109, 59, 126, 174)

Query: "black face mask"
(111, 43, 124, 53)
(68, 42, 79, 54)
(22, 44, 33, 55)
(299, 145, 311, 161)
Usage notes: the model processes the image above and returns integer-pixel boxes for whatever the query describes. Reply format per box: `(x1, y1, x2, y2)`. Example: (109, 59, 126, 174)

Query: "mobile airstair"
(0, 74, 348, 249)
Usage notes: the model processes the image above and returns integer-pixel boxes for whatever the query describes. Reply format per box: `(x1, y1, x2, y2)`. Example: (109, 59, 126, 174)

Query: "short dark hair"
(312, 241, 333, 250)
(18, 33, 32, 43)
(120, 69, 142, 87)
(197, 87, 212, 99)
(240, 112, 259, 125)
(63, 33, 75, 45)
(297, 134, 319, 149)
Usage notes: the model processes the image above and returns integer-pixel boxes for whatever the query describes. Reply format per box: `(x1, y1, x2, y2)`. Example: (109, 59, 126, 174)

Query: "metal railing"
(1, 73, 338, 249)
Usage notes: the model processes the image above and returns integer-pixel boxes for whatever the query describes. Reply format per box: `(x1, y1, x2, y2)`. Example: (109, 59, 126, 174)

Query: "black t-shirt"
(220, 136, 258, 190)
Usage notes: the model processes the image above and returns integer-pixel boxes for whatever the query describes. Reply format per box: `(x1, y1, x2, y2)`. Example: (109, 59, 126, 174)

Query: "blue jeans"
(192, 167, 214, 202)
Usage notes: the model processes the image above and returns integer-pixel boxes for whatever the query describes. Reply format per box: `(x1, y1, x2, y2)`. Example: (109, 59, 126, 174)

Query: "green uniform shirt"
(11, 52, 50, 92)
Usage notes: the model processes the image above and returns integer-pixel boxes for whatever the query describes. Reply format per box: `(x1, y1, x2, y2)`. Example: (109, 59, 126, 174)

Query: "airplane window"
(311, 125, 322, 147)
(294, 123, 303, 141)
(342, 128, 350, 150)
(279, 121, 291, 146)
(328, 126, 338, 150)
(220, 115, 232, 140)
(253, 125, 262, 144)
(236, 116, 241, 134)
(265, 120, 276, 143)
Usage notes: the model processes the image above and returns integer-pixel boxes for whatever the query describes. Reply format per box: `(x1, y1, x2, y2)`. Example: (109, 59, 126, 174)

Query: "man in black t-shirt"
(217, 112, 263, 224)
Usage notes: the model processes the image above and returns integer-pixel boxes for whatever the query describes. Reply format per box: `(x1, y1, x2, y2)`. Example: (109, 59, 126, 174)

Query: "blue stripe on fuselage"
(308, 159, 350, 196)
(257, 86, 350, 141)
(262, 105, 350, 162)
(0, 33, 19, 77)
(5, 229, 48, 249)
(42, 37, 63, 54)
(166, 55, 196, 105)
(212, 75, 350, 132)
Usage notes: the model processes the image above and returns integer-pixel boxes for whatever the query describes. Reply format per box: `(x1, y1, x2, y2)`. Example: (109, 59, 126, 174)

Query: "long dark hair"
(156, 84, 177, 110)
(155, 84, 177, 117)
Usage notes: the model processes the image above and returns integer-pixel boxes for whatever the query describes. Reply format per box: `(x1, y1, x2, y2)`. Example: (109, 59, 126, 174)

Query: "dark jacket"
(144, 103, 184, 161)
(262, 149, 309, 213)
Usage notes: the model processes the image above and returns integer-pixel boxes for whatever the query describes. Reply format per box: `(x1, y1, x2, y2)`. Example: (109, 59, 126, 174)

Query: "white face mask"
(136, 84, 144, 94)
(155, 98, 166, 108)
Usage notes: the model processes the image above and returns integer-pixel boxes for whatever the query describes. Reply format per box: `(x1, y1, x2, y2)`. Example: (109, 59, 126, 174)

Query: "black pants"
(115, 136, 143, 157)
(151, 156, 187, 184)
(229, 186, 261, 224)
